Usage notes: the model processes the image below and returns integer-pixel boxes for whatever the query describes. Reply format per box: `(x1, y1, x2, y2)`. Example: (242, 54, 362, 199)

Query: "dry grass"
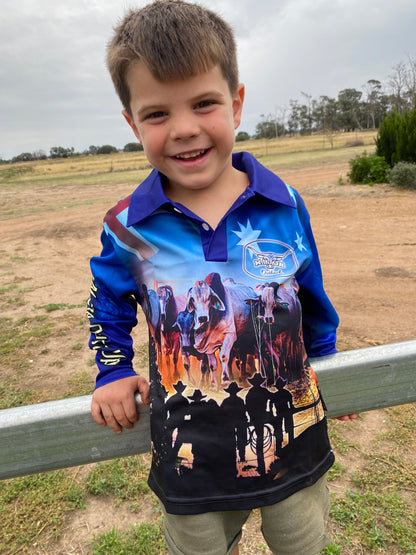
(0, 130, 377, 186)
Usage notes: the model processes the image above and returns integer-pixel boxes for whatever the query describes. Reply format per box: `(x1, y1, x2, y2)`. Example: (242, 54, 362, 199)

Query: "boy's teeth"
(176, 150, 205, 159)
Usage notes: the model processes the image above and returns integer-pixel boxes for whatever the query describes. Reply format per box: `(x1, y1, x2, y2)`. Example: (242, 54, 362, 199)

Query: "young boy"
(88, 2, 355, 553)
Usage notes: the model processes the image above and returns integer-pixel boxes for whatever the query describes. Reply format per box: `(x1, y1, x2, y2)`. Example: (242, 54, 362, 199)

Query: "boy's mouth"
(174, 148, 209, 161)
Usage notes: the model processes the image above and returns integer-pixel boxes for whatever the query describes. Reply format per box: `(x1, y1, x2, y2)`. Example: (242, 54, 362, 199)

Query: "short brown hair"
(107, 0, 239, 116)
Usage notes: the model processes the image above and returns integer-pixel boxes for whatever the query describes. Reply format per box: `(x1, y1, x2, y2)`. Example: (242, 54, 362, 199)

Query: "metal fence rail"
(1, 340, 415, 481)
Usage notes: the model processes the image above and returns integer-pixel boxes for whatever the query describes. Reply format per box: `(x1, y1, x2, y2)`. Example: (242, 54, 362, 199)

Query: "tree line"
(250, 56, 416, 140)
(6, 142, 143, 164)
(4, 56, 415, 162)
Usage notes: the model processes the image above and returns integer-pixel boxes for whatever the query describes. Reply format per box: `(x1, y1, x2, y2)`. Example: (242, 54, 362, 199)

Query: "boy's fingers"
(101, 399, 138, 432)
(121, 397, 139, 425)
(91, 398, 107, 427)
(137, 375, 150, 405)
(334, 413, 359, 421)
(99, 402, 124, 434)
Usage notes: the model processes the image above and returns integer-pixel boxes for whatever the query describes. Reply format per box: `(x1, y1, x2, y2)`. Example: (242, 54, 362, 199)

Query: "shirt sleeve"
(294, 191, 339, 357)
(87, 229, 140, 388)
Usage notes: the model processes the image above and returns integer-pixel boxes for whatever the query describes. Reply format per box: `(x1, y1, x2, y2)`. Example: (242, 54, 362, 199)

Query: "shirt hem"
(149, 451, 335, 515)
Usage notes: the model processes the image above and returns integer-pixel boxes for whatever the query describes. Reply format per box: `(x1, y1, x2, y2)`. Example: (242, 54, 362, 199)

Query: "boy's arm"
(87, 231, 150, 433)
(295, 192, 358, 420)
(295, 192, 339, 358)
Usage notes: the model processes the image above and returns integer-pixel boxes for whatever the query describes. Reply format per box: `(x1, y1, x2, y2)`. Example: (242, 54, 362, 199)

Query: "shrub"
(376, 106, 416, 166)
(235, 131, 250, 142)
(347, 151, 389, 184)
(387, 161, 416, 190)
(97, 144, 118, 155)
(124, 142, 143, 152)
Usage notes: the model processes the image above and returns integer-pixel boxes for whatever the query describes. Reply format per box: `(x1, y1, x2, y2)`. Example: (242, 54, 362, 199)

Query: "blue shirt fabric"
(88, 151, 338, 514)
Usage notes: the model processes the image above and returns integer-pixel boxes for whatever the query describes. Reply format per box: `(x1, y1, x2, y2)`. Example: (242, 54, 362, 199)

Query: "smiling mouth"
(174, 149, 209, 160)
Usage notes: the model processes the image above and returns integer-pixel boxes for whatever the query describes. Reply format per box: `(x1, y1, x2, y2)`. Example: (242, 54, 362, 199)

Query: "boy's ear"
(122, 110, 142, 144)
(232, 83, 245, 130)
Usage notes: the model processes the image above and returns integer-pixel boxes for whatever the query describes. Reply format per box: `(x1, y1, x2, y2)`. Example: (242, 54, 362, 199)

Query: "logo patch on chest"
(243, 239, 299, 279)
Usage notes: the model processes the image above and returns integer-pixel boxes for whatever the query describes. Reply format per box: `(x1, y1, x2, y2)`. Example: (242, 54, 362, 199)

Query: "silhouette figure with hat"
(221, 381, 248, 466)
(165, 381, 189, 467)
(185, 389, 209, 471)
(270, 377, 295, 454)
(245, 373, 271, 475)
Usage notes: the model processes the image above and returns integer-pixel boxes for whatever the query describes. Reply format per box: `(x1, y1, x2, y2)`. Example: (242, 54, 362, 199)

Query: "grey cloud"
(1, 0, 416, 159)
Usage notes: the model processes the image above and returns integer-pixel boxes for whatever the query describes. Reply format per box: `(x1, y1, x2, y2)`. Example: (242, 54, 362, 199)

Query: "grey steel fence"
(1, 340, 415, 481)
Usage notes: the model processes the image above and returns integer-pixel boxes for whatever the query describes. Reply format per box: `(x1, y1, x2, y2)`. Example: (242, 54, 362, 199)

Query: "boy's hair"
(107, 0, 238, 116)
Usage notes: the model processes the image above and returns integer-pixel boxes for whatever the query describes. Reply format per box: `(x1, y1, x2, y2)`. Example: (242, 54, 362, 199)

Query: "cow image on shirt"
(143, 271, 325, 480)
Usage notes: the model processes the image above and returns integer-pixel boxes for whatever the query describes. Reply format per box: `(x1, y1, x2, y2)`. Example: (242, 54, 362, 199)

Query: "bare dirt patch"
(1, 159, 415, 553)
(45, 494, 156, 555)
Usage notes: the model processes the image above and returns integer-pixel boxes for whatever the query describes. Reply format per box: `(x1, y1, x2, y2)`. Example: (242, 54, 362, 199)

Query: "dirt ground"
(1, 158, 415, 553)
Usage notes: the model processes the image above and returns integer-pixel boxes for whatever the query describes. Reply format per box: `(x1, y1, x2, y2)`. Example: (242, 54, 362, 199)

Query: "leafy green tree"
(297, 104, 311, 135)
(363, 80, 385, 129)
(313, 96, 339, 134)
(255, 114, 285, 138)
(11, 151, 46, 162)
(97, 145, 118, 155)
(287, 100, 301, 135)
(235, 131, 250, 142)
(337, 88, 363, 131)
(124, 142, 144, 152)
(50, 146, 75, 158)
(11, 152, 35, 162)
(299, 92, 313, 134)
(32, 150, 47, 160)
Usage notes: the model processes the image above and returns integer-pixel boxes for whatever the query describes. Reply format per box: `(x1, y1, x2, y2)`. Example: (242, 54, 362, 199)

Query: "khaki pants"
(163, 474, 330, 555)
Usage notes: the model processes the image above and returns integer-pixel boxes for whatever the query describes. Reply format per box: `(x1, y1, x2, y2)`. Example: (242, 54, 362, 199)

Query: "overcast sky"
(1, 0, 415, 160)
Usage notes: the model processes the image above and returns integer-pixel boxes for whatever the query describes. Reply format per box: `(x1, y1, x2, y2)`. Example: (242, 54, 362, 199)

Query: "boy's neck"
(164, 168, 249, 229)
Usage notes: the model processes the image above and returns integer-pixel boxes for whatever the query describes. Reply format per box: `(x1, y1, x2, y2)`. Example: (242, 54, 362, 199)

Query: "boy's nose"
(169, 115, 199, 141)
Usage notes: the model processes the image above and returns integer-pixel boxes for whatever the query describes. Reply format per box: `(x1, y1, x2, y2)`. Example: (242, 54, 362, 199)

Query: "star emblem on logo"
(233, 220, 262, 255)
(295, 232, 306, 252)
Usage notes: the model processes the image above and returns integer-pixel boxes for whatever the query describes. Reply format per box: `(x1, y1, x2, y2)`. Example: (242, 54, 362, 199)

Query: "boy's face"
(123, 62, 244, 199)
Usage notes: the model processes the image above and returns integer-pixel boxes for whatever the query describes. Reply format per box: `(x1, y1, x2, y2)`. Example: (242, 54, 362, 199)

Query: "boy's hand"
(333, 413, 359, 421)
(91, 375, 150, 434)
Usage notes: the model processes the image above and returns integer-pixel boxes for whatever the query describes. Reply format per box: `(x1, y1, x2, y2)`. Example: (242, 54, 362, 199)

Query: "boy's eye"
(145, 111, 166, 120)
(195, 100, 215, 110)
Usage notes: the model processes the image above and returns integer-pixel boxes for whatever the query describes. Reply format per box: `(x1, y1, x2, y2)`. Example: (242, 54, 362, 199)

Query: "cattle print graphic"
(147, 270, 325, 490)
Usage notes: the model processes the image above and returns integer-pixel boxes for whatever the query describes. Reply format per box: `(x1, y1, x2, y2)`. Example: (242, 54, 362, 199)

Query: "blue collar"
(127, 151, 295, 226)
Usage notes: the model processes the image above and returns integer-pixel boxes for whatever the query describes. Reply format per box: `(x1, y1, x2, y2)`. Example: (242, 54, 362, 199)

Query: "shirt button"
(202, 223, 210, 231)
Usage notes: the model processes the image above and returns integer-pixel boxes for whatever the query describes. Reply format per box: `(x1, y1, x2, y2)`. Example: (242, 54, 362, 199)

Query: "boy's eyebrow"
(192, 89, 226, 100)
